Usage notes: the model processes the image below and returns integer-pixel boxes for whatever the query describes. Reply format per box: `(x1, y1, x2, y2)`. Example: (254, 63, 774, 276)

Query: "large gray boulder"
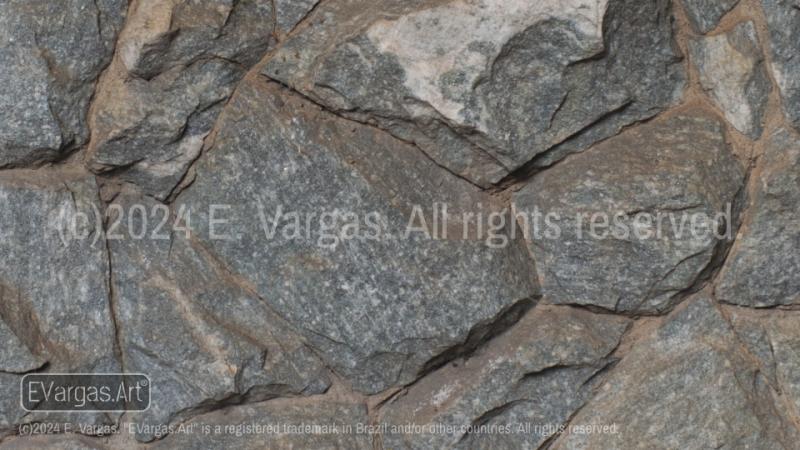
(262, 0, 685, 186)
(87, 0, 320, 200)
(689, 21, 771, 138)
(513, 110, 745, 314)
(379, 306, 629, 450)
(0, 0, 126, 166)
(552, 297, 797, 449)
(108, 192, 331, 442)
(717, 128, 800, 307)
(175, 78, 540, 394)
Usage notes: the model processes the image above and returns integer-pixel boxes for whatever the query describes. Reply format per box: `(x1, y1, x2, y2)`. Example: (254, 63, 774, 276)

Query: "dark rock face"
(380, 306, 629, 449)
(551, 297, 799, 449)
(689, 21, 771, 138)
(717, 129, 800, 307)
(108, 193, 331, 442)
(0, 0, 126, 166)
(682, 0, 740, 33)
(761, 0, 800, 131)
(262, 0, 685, 186)
(87, 0, 320, 199)
(513, 110, 745, 314)
(176, 78, 540, 394)
(0, 171, 118, 436)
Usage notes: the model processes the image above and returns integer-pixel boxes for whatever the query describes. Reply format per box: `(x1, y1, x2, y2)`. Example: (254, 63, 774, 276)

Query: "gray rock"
(262, 0, 685, 186)
(0, 320, 45, 375)
(153, 400, 372, 449)
(717, 128, 800, 307)
(689, 21, 771, 138)
(0, 0, 126, 167)
(682, 0, 740, 33)
(379, 306, 629, 450)
(761, 0, 800, 131)
(0, 170, 118, 435)
(88, 0, 308, 200)
(552, 297, 796, 450)
(513, 110, 745, 314)
(108, 192, 331, 442)
(274, 0, 320, 36)
(724, 308, 800, 445)
(175, 78, 540, 394)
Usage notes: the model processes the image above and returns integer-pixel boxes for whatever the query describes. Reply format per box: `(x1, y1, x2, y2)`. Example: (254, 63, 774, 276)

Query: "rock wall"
(0, 0, 798, 449)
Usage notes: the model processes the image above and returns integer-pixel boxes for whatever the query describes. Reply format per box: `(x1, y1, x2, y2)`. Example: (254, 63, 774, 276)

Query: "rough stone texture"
(175, 78, 540, 394)
(682, 0, 740, 33)
(513, 110, 745, 314)
(153, 401, 372, 449)
(263, 0, 685, 186)
(87, 0, 320, 199)
(761, 0, 800, 131)
(0, 0, 798, 448)
(726, 308, 800, 407)
(0, 171, 118, 436)
(108, 192, 331, 442)
(552, 297, 798, 449)
(274, 0, 320, 36)
(717, 128, 800, 307)
(0, 0, 126, 167)
(689, 21, 771, 138)
(379, 306, 629, 449)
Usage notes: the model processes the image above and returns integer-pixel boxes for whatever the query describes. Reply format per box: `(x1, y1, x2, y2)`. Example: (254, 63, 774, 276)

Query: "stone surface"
(513, 110, 745, 314)
(717, 128, 800, 307)
(274, 0, 320, 36)
(761, 0, 800, 131)
(87, 0, 320, 200)
(153, 401, 373, 449)
(0, 170, 118, 436)
(175, 78, 540, 394)
(552, 297, 797, 449)
(0, 0, 126, 167)
(263, 0, 685, 186)
(108, 192, 331, 442)
(682, 0, 740, 33)
(379, 306, 629, 449)
(689, 21, 771, 138)
(0, 0, 798, 447)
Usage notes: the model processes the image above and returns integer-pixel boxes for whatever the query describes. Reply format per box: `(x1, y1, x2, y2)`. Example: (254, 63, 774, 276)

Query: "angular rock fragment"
(513, 110, 745, 314)
(552, 297, 796, 449)
(108, 193, 331, 442)
(717, 128, 800, 307)
(0, 0, 126, 166)
(262, 0, 685, 186)
(689, 21, 771, 138)
(682, 0, 740, 33)
(379, 306, 629, 450)
(175, 78, 540, 394)
(88, 0, 320, 199)
(153, 401, 372, 449)
(0, 170, 118, 435)
(761, 0, 800, 131)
